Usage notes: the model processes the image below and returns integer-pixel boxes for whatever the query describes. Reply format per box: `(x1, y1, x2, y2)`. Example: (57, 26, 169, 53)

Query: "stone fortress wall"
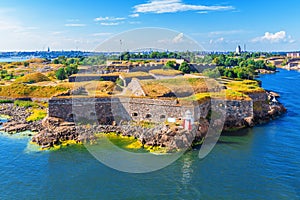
(48, 92, 267, 126)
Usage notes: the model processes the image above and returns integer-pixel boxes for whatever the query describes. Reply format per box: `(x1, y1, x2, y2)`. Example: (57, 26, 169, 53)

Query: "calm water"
(0, 69, 300, 200)
(0, 57, 29, 62)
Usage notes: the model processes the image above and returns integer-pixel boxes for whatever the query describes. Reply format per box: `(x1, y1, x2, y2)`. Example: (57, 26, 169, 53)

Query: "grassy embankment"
(183, 79, 264, 102)
(149, 69, 183, 76)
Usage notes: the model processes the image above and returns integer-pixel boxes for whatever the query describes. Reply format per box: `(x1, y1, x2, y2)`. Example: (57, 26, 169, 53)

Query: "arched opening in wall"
(132, 112, 138, 117)
(106, 117, 113, 125)
(68, 113, 76, 121)
(145, 114, 152, 119)
(160, 115, 166, 119)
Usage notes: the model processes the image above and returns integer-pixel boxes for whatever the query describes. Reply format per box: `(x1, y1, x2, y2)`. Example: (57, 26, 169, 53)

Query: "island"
(0, 51, 287, 152)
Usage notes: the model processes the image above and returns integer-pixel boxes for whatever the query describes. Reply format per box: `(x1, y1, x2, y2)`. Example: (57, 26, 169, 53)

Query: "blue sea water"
(0, 57, 29, 62)
(0, 69, 299, 200)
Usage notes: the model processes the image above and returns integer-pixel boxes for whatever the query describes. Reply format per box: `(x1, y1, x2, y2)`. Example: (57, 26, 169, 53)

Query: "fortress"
(47, 92, 268, 129)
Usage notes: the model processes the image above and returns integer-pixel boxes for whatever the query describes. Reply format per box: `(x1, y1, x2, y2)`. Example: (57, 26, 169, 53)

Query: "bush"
(116, 78, 124, 86)
(0, 99, 13, 103)
(178, 61, 190, 73)
(55, 68, 67, 80)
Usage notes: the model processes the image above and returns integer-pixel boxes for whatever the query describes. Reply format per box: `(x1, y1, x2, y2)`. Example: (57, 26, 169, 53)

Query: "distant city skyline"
(0, 0, 299, 52)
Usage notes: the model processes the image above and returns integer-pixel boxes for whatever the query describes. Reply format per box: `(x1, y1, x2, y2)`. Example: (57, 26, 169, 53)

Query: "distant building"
(287, 52, 300, 58)
(236, 45, 242, 54)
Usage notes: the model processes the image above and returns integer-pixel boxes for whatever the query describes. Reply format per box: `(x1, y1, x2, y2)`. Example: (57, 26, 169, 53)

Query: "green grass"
(226, 80, 265, 94)
(14, 100, 37, 108)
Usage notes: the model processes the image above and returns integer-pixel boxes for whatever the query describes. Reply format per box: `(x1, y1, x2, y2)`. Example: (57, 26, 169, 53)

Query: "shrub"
(116, 78, 124, 86)
(55, 68, 67, 80)
(0, 99, 13, 103)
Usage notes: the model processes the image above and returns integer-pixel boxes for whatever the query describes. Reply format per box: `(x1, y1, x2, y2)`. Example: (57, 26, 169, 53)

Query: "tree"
(55, 68, 67, 80)
(53, 59, 59, 64)
(164, 61, 178, 70)
(23, 62, 29, 67)
(179, 61, 190, 73)
(65, 64, 78, 76)
(227, 71, 234, 78)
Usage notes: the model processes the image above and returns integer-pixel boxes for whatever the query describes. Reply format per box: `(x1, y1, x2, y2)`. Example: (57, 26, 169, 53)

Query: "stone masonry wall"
(48, 92, 263, 126)
(48, 97, 201, 124)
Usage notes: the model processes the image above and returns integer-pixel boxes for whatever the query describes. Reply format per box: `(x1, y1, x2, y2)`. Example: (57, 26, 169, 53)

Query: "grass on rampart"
(141, 78, 209, 97)
(226, 80, 265, 94)
(0, 83, 69, 98)
(120, 71, 153, 79)
(149, 69, 183, 76)
(15, 73, 50, 84)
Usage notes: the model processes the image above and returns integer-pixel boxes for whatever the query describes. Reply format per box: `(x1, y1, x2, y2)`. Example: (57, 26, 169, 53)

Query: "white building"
(236, 45, 242, 54)
(287, 52, 300, 58)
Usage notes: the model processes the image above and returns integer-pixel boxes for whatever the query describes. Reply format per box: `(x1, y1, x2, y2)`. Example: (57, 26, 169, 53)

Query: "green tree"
(178, 61, 190, 73)
(65, 65, 78, 76)
(164, 61, 178, 70)
(55, 68, 67, 80)
(23, 62, 29, 67)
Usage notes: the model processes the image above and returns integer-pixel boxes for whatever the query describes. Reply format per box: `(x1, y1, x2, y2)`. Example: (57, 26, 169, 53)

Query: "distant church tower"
(47, 47, 50, 53)
(236, 45, 241, 54)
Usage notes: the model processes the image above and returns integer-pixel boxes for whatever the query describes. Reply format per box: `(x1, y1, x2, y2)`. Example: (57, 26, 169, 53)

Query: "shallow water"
(0, 69, 299, 199)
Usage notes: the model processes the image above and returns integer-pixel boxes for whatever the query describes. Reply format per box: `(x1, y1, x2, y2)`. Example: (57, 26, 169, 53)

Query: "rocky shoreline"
(0, 91, 287, 152)
(0, 104, 43, 133)
(31, 117, 209, 151)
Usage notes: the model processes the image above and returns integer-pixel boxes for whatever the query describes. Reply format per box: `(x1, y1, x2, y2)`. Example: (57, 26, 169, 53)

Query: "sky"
(0, 0, 299, 52)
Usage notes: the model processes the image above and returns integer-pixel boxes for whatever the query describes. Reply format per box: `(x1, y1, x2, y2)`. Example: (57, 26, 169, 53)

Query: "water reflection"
(181, 154, 193, 185)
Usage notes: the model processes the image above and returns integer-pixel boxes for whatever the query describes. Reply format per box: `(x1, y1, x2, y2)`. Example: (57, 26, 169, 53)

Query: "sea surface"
(0, 57, 29, 62)
(0, 69, 299, 200)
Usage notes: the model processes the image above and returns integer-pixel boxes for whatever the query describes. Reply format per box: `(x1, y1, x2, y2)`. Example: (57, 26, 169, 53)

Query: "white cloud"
(65, 23, 86, 27)
(252, 31, 294, 43)
(133, 0, 234, 14)
(94, 16, 126, 21)
(100, 22, 121, 26)
(129, 13, 140, 18)
(172, 33, 184, 43)
(209, 37, 224, 44)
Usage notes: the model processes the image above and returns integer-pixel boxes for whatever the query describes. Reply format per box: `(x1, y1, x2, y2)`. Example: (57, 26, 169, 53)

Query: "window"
(145, 114, 152, 119)
(132, 113, 138, 117)
(160, 115, 166, 119)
